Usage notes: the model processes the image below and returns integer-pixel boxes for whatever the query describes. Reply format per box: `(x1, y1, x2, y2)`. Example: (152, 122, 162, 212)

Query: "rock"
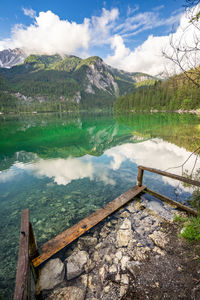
(99, 266, 107, 283)
(117, 229, 131, 247)
(133, 201, 144, 210)
(121, 274, 129, 285)
(84, 259, 96, 273)
(126, 261, 141, 276)
(88, 275, 95, 292)
(104, 285, 110, 293)
(104, 254, 112, 264)
(120, 285, 128, 297)
(121, 256, 130, 271)
(120, 211, 130, 218)
(109, 264, 118, 274)
(36, 258, 65, 294)
(153, 246, 166, 256)
(65, 250, 89, 280)
(46, 286, 86, 300)
(115, 273, 121, 282)
(119, 218, 131, 230)
(106, 221, 112, 228)
(132, 246, 150, 261)
(78, 236, 98, 249)
(115, 250, 122, 260)
(111, 219, 118, 225)
(117, 219, 132, 247)
(149, 231, 168, 249)
(93, 251, 100, 262)
(95, 242, 103, 250)
(126, 203, 135, 213)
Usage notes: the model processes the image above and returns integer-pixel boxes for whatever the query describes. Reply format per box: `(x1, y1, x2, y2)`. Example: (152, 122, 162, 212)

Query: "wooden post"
(14, 209, 30, 300)
(137, 167, 144, 187)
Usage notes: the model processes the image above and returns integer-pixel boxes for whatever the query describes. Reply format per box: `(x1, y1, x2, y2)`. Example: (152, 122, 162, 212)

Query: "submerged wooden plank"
(138, 165, 200, 188)
(32, 185, 146, 267)
(14, 209, 30, 300)
(146, 188, 198, 216)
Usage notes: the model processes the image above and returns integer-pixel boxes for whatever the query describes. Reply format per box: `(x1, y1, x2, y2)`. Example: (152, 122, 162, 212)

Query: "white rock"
(117, 229, 131, 247)
(36, 258, 65, 293)
(65, 250, 89, 280)
(120, 218, 131, 230)
(109, 264, 118, 274)
(121, 256, 130, 271)
(121, 274, 129, 285)
(115, 250, 122, 260)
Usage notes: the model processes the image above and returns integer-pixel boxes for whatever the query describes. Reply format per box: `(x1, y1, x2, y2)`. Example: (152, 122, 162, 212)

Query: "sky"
(0, 0, 199, 76)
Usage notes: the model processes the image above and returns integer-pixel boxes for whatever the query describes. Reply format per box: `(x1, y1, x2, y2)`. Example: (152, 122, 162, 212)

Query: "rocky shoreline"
(36, 195, 200, 300)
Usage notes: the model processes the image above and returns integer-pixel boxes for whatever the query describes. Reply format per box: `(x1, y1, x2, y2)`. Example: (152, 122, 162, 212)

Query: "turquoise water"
(0, 112, 200, 299)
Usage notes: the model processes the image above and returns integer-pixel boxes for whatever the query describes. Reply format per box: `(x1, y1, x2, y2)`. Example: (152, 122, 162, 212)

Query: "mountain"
(0, 52, 154, 112)
(0, 48, 27, 68)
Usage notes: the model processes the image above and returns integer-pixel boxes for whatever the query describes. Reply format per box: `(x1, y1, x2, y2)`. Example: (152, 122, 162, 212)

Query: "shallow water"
(0, 112, 200, 298)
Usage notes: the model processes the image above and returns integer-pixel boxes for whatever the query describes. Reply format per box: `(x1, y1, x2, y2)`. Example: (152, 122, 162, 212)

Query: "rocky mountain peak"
(0, 48, 27, 68)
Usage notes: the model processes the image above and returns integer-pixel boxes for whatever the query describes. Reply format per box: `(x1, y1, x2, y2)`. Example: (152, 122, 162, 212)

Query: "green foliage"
(24, 54, 62, 69)
(135, 79, 157, 88)
(53, 56, 81, 72)
(181, 217, 200, 241)
(174, 214, 188, 223)
(75, 56, 102, 70)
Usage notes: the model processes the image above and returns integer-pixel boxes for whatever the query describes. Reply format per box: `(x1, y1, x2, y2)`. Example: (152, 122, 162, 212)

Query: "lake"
(0, 112, 200, 299)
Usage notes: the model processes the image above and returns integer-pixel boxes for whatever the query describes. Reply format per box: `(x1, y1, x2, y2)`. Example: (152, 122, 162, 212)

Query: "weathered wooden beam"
(138, 165, 200, 188)
(146, 188, 198, 216)
(32, 185, 146, 268)
(29, 222, 39, 261)
(137, 168, 144, 187)
(14, 209, 30, 300)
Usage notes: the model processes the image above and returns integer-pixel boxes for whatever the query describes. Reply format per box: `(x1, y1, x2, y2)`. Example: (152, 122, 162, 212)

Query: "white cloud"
(105, 6, 200, 76)
(0, 5, 199, 75)
(104, 139, 200, 190)
(22, 8, 36, 18)
(9, 10, 91, 55)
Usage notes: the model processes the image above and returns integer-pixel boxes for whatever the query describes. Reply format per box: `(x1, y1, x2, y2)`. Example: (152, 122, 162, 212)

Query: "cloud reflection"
(32, 157, 94, 185)
(104, 138, 200, 188)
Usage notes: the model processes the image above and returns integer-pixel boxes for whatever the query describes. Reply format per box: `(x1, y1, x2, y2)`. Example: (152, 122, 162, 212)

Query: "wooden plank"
(14, 209, 30, 300)
(146, 188, 198, 216)
(32, 185, 146, 267)
(138, 165, 200, 188)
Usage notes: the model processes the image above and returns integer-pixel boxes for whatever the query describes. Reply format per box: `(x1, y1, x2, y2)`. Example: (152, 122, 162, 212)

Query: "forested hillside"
(114, 69, 200, 112)
(0, 54, 153, 113)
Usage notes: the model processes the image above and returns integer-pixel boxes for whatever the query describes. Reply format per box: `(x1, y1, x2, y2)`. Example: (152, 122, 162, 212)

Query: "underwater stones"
(149, 230, 168, 249)
(120, 211, 130, 218)
(78, 236, 98, 249)
(65, 250, 89, 280)
(36, 258, 65, 293)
